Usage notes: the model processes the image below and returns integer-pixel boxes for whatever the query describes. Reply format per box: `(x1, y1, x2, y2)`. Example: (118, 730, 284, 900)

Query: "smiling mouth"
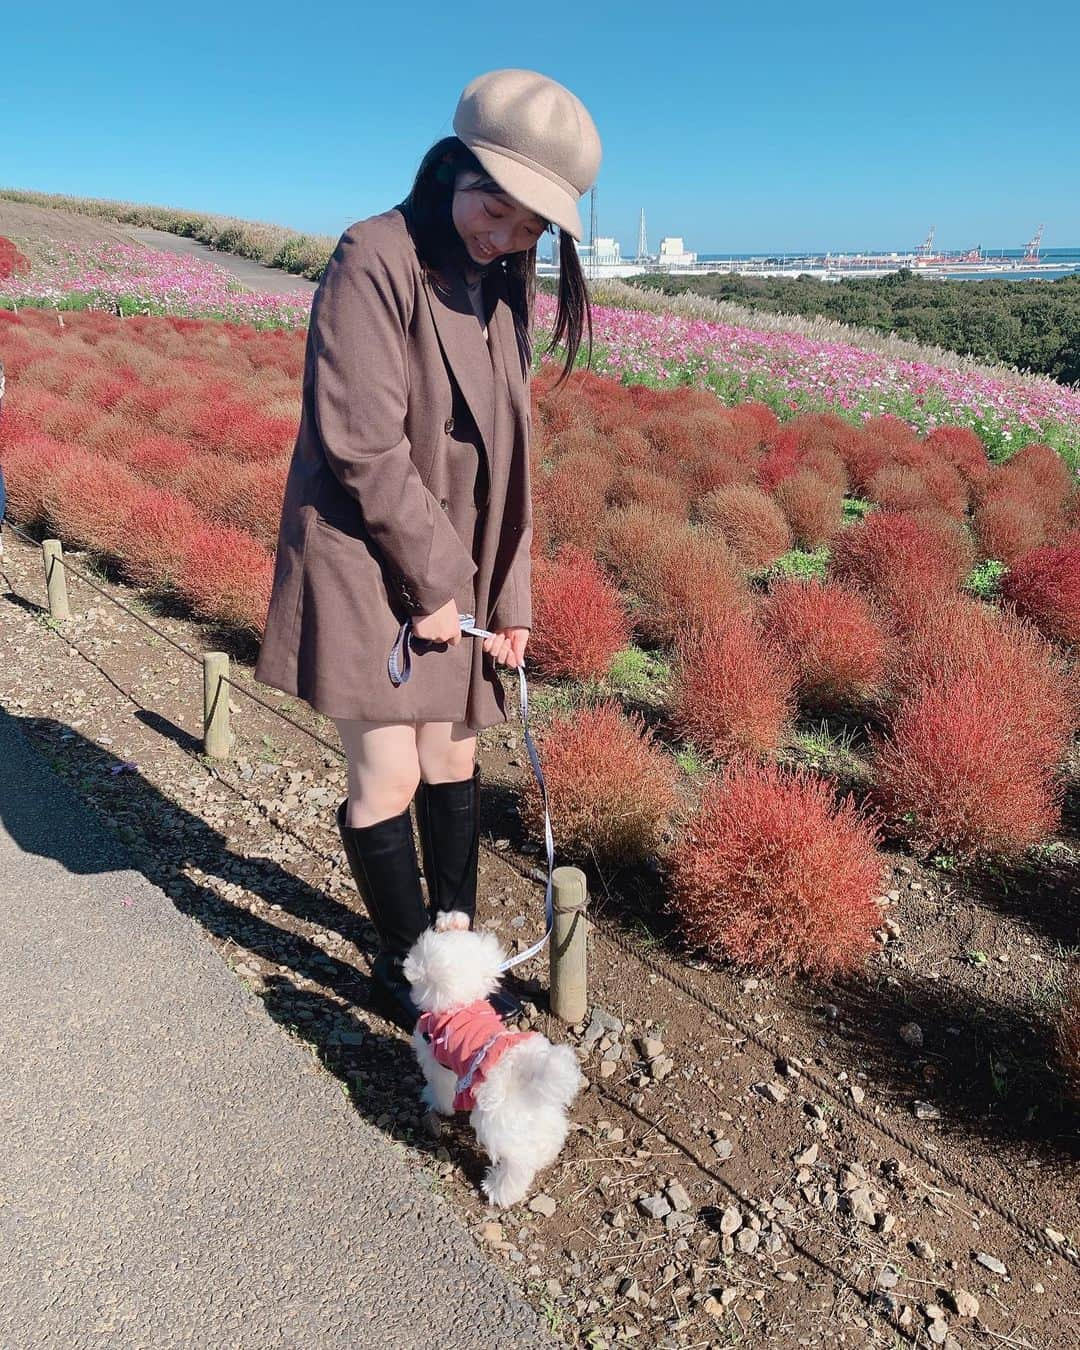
(474, 241, 497, 260)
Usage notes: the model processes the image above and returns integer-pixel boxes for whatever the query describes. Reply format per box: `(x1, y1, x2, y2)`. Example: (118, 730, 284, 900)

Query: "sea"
(696, 248, 1080, 282)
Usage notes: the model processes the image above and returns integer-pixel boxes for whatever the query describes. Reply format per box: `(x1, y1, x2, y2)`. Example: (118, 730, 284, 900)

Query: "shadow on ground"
(0, 707, 449, 1169)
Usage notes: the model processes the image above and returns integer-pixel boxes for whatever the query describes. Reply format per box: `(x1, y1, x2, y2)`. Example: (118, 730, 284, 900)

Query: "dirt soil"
(0, 524, 1076, 1349)
(0, 200, 147, 262)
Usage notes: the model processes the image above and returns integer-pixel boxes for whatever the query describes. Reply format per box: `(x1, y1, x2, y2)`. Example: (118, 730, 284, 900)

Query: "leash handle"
(388, 614, 554, 974)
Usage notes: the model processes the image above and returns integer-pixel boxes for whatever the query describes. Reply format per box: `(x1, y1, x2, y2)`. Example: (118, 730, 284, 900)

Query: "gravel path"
(0, 706, 551, 1349)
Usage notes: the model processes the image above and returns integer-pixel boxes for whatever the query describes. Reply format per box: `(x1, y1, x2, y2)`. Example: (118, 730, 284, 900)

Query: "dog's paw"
(482, 1165, 533, 1210)
(420, 1082, 456, 1116)
(434, 909, 471, 933)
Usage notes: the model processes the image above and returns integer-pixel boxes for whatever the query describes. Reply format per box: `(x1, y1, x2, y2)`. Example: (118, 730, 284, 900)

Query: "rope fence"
(0, 514, 1076, 1275)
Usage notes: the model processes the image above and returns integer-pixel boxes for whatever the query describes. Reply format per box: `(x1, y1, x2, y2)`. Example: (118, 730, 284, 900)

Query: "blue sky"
(6, 2, 1078, 254)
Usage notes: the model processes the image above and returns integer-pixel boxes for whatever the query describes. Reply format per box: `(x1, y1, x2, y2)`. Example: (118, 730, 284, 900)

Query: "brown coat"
(254, 206, 533, 731)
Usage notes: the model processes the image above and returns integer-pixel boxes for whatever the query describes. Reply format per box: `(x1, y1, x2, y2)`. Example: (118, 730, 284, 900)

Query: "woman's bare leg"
(333, 719, 421, 827)
(415, 720, 477, 785)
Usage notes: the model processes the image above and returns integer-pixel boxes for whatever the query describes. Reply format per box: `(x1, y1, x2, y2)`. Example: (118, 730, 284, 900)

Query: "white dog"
(403, 922, 583, 1208)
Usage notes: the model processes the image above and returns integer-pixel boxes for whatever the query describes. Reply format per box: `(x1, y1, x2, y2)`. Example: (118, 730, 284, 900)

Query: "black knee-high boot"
(415, 764, 480, 927)
(416, 765, 522, 1020)
(335, 800, 429, 1030)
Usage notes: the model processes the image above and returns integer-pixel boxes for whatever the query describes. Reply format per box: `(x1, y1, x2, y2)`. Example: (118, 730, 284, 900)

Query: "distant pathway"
(130, 226, 320, 298)
(0, 705, 551, 1349)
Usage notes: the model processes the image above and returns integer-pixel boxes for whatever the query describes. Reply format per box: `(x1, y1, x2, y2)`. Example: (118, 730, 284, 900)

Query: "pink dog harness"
(418, 1000, 535, 1112)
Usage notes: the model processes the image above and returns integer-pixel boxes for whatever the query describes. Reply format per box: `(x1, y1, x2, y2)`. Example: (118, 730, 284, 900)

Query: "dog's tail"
(505, 1037, 583, 1110)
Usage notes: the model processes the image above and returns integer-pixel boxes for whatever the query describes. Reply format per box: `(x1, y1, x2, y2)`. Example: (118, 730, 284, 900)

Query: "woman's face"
(451, 171, 548, 265)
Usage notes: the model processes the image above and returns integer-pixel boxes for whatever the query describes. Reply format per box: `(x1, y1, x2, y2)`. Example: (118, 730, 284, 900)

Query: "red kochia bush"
(528, 546, 631, 680)
(866, 465, 933, 515)
(0, 432, 75, 525)
(669, 763, 883, 976)
(773, 470, 844, 548)
(762, 578, 892, 710)
(1002, 536, 1080, 645)
(974, 494, 1046, 564)
(697, 483, 792, 569)
(119, 489, 204, 586)
(519, 702, 678, 864)
(633, 528, 750, 645)
(0, 235, 31, 279)
(43, 455, 143, 554)
(922, 425, 990, 488)
(538, 456, 610, 553)
(174, 522, 274, 632)
(895, 599, 1079, 763)
(872, 674, 1064, 859)
(830, 509, 974, 623)
(1008, 442, 1073, 513)
(670, 610, 796, 761)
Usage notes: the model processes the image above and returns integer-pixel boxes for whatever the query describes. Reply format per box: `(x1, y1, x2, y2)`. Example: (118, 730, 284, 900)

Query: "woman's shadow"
(0, 702, 457, 1169)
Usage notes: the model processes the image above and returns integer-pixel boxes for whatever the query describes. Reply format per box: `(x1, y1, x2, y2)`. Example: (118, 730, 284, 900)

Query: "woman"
(255, 69, 602, 1027)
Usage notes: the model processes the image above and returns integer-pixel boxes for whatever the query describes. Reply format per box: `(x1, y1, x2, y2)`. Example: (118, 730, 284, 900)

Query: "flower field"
(1, 269, 1077, 1028)
(0, 239, 311, 327)
(3, 235, 1079, 466)
(536, 294, 1080, 467)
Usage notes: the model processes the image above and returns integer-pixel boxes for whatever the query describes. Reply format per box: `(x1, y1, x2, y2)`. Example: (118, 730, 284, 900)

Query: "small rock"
(794, 1143, 819, 1167)
(913, 1100, 940, 1120)
(481, 1221, 504, 1246)
(651, 1056, 676, 1082)
(910, 1238, 936, 1262)
(606, 1126, 624, 1143)
(639, 1037, 665, 1060)
(755, 1080, 787, 1104)
(947, 1289, 979, 1318)
(877, 1267, 899, 1289)
(617, 1277, 640, 1302)
(712, 1138, 734, 1161)
(928, 1319, 948, 1345)
(528, 1194, 557, 1217)
(719, 1206, 742, 1234)
(975, 1251, 1007, 1276)
(665, 1180, 692, 1213)
(847, 1187, 879, 1226)
(736, 1228, 759, 1254)
(899, 1021, 924, 1048)
(850, 1084, 865, 1104)
(720, 1286, 739, 1307)
(665, 1209, 694, 1232)
(639, 1194, 671, 1221)
(702, 1295, 725, 1318)
(924, 1303, 946, 1320)
(599, 1060, 617, 1079)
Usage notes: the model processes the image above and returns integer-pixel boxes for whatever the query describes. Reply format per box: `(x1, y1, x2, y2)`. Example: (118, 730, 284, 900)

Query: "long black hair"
(401, 136, 592, 385)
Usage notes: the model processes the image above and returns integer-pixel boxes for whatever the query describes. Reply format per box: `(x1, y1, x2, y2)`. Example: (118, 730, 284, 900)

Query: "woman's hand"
(412, 598, 462, 646)
(482, 626, 529, 670)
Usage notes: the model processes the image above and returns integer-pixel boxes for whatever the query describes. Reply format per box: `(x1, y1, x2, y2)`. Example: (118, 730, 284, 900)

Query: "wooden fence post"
(550, 865, 589, 1024)
(203, 652, 231, 759)
(41, 539, 70, 620)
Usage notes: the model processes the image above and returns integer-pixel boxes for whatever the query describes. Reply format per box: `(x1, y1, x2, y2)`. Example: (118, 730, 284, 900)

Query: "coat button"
(444, 416, 454, 434)
(439, 499, 449, 511)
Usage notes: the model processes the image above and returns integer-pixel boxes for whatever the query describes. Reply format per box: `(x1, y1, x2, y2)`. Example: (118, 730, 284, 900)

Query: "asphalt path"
(129, 227, 320, 298)
(0, 705, 551, 1349)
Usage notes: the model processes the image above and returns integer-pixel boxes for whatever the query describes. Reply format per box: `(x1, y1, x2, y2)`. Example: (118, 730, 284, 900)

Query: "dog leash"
(388, 614, 554, 974)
